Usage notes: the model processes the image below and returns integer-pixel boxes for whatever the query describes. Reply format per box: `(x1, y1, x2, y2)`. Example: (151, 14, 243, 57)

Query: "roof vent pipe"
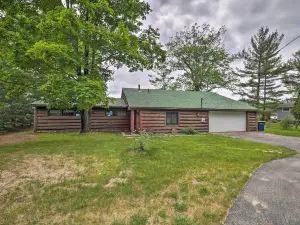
(138, 84, 141, 92)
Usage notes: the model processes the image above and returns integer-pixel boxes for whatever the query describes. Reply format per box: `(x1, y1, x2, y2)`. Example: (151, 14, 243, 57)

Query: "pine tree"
(234, 27, 287, 118)
(291, 89, 300, 128)
(283, 50, 300, 99)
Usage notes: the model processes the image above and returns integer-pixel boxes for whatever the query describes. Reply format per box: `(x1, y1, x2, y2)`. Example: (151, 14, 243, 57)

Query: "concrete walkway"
(222, 132, 300, 225)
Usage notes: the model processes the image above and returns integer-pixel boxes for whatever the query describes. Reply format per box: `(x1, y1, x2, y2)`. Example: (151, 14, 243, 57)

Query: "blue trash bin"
(258, 121, 265, 131)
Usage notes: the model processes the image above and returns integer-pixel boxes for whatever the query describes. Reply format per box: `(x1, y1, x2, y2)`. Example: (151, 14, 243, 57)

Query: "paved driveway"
(222, 132, 300, 225)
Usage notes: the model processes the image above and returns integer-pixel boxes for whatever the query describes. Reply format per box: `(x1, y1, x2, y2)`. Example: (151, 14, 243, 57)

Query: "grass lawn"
(0, 133, 296, 225)
(265, 122, 300, 137)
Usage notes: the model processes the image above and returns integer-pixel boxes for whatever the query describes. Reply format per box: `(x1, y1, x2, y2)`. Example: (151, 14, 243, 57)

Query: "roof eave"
(128, 106, 257, 111)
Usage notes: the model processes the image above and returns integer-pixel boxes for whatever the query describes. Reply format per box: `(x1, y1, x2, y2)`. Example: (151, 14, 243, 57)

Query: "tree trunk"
(257, 59, 261, 108)
(262, 73, 267, 121)
(91, 48, 95, 74)
(83, 11, 89, 75)
(80, 110, 89, 133)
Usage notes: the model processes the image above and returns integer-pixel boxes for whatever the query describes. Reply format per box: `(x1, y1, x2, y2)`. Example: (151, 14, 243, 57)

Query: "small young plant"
(134, 130, 150, 152)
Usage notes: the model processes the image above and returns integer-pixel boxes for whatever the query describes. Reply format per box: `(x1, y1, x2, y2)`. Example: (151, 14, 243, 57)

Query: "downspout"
(201, 98, 203, 109)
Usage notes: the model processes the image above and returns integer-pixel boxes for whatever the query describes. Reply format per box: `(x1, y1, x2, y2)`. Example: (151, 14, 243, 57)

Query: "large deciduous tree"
(283, 50, 300, 99)
(233, 27, 288, 118)
(166, 24, 233, 92)
(0, 0, 165, 132)
(148, 64, 177, 90)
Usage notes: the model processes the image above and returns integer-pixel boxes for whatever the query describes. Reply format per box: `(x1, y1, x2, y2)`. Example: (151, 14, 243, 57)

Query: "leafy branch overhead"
(148, 64, 178, 90)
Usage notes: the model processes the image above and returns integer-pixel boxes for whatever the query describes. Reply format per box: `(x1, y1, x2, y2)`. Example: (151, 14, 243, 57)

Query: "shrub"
(179, 127, 198, 135)
(280, 117, 294, 130)
(0, 98, 33, 134)
(134, 131, 150, 152)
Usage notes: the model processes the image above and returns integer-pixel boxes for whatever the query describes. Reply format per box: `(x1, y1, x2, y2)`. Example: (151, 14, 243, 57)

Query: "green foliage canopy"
(0, 0, 165, 111)
(166, 24, 233, 92)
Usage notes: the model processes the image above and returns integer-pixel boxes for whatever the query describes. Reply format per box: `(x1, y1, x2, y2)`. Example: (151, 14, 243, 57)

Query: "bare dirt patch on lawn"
(0, 132, 38, 146)
(0, 154, 83, 196)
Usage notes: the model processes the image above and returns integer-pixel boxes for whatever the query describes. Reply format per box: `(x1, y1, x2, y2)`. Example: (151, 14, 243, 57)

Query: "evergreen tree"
(283, 50, 300, 99)
(291, 89, 300, 128)
(0, 85, 33, 133)
(234, 27, 287, 118)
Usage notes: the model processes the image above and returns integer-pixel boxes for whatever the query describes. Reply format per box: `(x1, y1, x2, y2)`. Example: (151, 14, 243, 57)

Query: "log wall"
(246, 112, 258, 131)
(36, 108, 81, 131)
(139, 110, 209, 133)
(90, 108, 130, 132)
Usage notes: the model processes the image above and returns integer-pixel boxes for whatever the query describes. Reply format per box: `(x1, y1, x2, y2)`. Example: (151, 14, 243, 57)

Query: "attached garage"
(209, 111, 246, 132)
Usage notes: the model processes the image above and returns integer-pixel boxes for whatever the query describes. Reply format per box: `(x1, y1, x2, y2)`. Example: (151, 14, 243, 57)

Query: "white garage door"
(209, 111, 246, 132)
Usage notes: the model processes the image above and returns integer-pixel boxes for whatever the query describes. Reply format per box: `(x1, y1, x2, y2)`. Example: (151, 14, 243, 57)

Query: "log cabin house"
(32, 87, 258, 133)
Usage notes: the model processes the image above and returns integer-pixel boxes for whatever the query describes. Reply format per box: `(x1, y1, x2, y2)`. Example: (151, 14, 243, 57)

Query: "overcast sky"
(107, 0, 300, 99)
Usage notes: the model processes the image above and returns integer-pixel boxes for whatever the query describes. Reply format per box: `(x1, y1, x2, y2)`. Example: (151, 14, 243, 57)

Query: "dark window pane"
(48, 110, 61, 116)
(117, 110, 127, 116)
(166, 116, 172, 124)
(63, 110, 76, 116)
(106, 109, 127, 117)
(166, 112, 178, 125)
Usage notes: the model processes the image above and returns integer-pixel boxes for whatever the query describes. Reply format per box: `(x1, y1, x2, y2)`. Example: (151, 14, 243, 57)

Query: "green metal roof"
(123, 88, 257, 111)
(32, 98, 127, 108)
(32, 88, 257, 111)
(96, 98, 127, 108)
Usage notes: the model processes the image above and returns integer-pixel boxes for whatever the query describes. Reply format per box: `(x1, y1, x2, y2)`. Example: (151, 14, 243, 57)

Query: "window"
(105, 109, 127, 117)
(48, 109, 77, 116)
(282, 108, 290, 112)
(48, 109, 62, 116)
(166, 112, 178, 125)
(63, 110, 76, 116)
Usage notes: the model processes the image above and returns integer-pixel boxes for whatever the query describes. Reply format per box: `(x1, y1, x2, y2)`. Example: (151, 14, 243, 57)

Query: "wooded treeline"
(149, 25, 300, 120)
(1, 0, 300, 132)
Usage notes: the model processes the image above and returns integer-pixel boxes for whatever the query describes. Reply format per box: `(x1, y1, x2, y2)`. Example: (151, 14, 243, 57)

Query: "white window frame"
(282, 108, 291, 112)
